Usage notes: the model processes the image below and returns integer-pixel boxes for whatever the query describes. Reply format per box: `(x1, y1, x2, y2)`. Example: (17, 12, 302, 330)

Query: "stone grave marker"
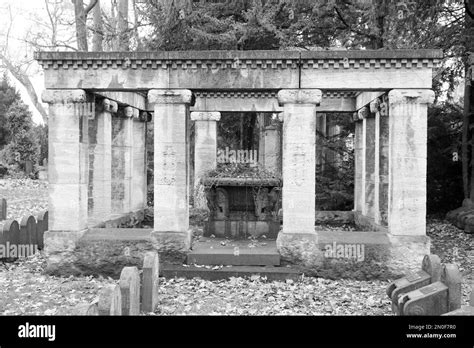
(397, 263, 462, 316)
(440, 264, 462, 312)
(443, 282, 474, 316)
(36, 211, 48, 250)
(387, 254, 441, 313)
(119, 266, 140, 315)
(98, 284, 122, 315)
(25, 160, 33, 175)
(3, 219, 19, 246)
(20, 216, 37, 251)
(0, 198, 6, 221)
(142, 251, 159, 313)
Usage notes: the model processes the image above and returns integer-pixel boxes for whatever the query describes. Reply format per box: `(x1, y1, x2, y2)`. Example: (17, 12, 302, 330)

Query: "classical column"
(363, 106, 376, 219)
(388, 89, 434, 236)
(353, 112, 364, 213)
(378, 95, 390, 226)
(148, 89, 194, 252)
(262, 123, 281, 173)
(42, 89, 89, 255)
(276, 89, 322, 264)
(130, 109, 147, 212)
(190, 111, 221, 186)
(89, 98, 116, 225)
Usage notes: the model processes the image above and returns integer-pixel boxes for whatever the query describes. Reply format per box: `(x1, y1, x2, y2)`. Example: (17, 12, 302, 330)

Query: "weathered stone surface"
(42, 89, 86, 104)
(148, 89, 194, 105)
(277, 89, 322, 105)
(19, 215, 36, 248)
(314, 211, 354, 224)
(387, 89, 434, 236)
(36, 211, 48, 250)
(98, 284, 122, 315)
(192, 111, 220, 210)
(276, 232, 323, 267)
(150, 231, 190, 262)
(441, 264, 462, 312)
(119, 266, 140, 315)
(142, 251, 159, 313)
(43, 230, 87, 275)
(386, 235, 431, 275)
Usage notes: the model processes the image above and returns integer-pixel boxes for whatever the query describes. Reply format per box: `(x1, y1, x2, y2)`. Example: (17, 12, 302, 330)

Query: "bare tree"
(71, 0, 98, 51)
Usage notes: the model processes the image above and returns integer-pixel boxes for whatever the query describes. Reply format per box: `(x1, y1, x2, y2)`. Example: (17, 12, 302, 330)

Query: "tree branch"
(84, 0, 98, 15)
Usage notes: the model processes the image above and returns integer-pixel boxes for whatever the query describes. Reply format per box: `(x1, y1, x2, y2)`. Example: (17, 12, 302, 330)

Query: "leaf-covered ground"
(0, 179, 472, 315)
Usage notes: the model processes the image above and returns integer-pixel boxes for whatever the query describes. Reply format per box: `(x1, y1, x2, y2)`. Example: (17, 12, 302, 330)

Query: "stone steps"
(187, 238, 280, 266)
(161, 264, 301, 281)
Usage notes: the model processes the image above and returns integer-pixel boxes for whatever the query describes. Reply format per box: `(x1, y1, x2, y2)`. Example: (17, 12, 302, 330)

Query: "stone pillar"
(353, 114, 364, 212)
(378, 95, 390, 225)
(262, 123, 280, 173)
(148, 89, 194, 254)
(131, 109, 147, 212)
(363, 106, 376, 219)
(42, 89, 89, 260)
(276, 89, 322, 265)
(89, 98, 116, 225)
(190, 111, 221, 186)
(388, 89, 434, 236)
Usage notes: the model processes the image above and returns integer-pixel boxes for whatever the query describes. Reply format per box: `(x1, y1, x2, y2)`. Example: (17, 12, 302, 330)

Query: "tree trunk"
(117, 0, 129, 51)
(92, 0, 103, 51)
(73, 0, 88, 51)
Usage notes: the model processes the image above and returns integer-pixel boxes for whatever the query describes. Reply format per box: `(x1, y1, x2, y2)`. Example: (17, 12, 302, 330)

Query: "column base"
(387, 234, 431, 275)
(276, 232, 323, 267)
(150, 230, 192, 262)
(44, 230, 88, 276)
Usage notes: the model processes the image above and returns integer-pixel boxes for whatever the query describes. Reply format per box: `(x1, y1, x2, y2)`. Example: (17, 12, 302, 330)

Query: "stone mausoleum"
(35, 49, 442, 276)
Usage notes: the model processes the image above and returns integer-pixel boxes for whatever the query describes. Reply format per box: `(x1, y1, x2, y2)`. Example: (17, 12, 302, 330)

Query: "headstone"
(20, 216, 37, 251)
(387, 254, 441, 313)
(0, 198, 6, 221)
(142, 251, 159, 313)
(441, 264, 462, 312)
(397, 263, 461, 316)
(36, 211, 48, 250)
(119, 267, 140, 315)
(25, 160, 33, 175)
(1, 220, 19, 259)
(98, 284, 122, 315)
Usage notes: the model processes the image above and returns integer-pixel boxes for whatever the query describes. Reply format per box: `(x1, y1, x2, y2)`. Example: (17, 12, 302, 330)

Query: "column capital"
(42, 89, 86, 104)
(148, 89, 195, 106)
(388, 89, 435, 106)
(358, 106, 370, 119)
(190, 111, 221, 122)
(277, 89, 322, 106)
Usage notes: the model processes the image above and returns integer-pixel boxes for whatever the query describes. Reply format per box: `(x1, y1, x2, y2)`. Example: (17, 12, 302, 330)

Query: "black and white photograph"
(0, 0, 473, 346)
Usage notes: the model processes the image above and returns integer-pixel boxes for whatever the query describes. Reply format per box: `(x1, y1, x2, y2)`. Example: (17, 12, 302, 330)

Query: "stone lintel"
(102, 98, 118, 113)
(148, 89, 194, 105)
(388, 89, 435, 105)
(277, 89, 322, 106)
(190, 111, 221, 122)
(94, 91, 147, 110)
(42, 89, 86, 104)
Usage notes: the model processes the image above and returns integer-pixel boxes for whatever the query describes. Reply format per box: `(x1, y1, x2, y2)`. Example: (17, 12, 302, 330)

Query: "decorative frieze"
(148, 89, 194, 105)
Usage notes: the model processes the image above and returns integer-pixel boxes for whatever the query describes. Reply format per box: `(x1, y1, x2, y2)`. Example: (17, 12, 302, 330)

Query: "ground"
(0, 178, 472, 315)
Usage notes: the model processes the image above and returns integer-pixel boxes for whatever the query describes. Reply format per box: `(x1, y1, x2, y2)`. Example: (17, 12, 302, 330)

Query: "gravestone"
(36, 211, 48, 250)
(98, 284, 122, 315)
(397, 263, 462, 316)
(142, 251, 159, 313)
(387, 254, 441, 313)
(119, 267, 140, 315)
(0, 198, 6, 221)
(0, 220, 19, 259)
(441, 264, 462, 312)
(20, 216, 37, 250)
